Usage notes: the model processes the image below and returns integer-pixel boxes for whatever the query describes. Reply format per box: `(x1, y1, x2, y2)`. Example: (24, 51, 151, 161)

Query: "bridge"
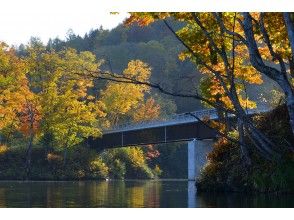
(88, 107, 268, 180)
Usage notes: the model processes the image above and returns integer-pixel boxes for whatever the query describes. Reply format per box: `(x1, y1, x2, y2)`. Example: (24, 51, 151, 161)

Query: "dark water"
(0, 180, 292, 208)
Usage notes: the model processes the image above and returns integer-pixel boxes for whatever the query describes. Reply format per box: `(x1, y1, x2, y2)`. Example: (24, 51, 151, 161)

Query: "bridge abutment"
(188, 139, 213, 181)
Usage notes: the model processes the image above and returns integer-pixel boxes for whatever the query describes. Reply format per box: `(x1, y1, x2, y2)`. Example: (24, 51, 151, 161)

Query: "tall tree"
(119, 12, 294, 161)
(26, 44, 106, 165)
(0, 42, 31, 140)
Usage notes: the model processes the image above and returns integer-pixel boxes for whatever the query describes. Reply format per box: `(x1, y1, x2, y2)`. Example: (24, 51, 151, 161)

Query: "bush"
(153, 165, 162, 177)
(101, 147, 156, 179)
(89, 157, 109, 179)
(197, 105, 294, 193)
(109, 159, 126, 179)
(0, 141, 159, 180)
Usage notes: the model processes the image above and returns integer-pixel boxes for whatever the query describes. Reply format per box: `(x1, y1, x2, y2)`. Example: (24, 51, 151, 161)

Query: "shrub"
(89, 157, 109, 179)
(153, 164, 162, 177)
(109, 159, 126, 179)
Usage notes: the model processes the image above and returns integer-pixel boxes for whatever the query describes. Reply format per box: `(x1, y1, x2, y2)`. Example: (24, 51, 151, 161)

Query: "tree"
(241, 12, 294, 135)
(26, 44, 106, 165)
(118, 12, 294, 162)
(132, 97, 160, 122)
(19, 96, 41, 178)
(0, 42, 31, 140)
(0, 42, 42, 178)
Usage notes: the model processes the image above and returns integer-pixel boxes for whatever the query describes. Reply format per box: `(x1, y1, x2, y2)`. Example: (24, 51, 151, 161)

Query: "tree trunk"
(63, 148, 67, 167)
(242, 12, 294, 137)
(246, 121, 280, 160)
(238, 119, 251, 165)
(284, 88, 294, 136)
(25, 134, 33, 180)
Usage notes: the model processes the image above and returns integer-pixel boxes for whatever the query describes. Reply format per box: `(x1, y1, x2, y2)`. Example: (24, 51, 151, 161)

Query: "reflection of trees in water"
(0, 188, 6, 207)
(88, 180, 162, 208)
(126, 181, 162, 207)
(0, 181, 292, 207)
(46, 183, 68, 207)
(196, 192, 294, 208)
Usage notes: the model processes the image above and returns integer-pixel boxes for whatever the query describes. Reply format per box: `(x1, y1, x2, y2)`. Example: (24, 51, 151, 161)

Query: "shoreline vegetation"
(0, 105, 293, 194)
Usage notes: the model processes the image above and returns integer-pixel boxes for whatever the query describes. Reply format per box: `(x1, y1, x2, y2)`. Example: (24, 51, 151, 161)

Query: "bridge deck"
(88, 107, 269, 150)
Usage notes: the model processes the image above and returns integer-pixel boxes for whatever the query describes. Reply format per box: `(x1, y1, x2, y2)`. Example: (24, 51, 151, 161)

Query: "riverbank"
(0, 144, 162, 181)
(196, 105, 294, 193)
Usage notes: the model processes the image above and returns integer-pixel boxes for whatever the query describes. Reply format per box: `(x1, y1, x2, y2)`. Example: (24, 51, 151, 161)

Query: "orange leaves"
(125, 13, 155, 27)
(0, 42, 34, 132)
(132, 98, 160, 123)
(254, 13, 291, 61)
(145, 145, 160, 160)
(18, 99, 42, 137)
(125, 13, 171, 27)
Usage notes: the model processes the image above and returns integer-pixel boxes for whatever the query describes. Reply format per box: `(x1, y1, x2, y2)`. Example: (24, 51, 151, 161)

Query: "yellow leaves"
(123, 60, 151, 83)
(47, 153, 63, 162)
(125, 147, 146, 168)
(89, 157, 109, 178)
(101, 83, 142, 115)
(100, 60, 152, 125)
(178, 52, 187, 61)
(23, 46, 107, 149)
(240, 98, 257, 109)
(0, 145, 8, 155)
(254, 12, 292, 61)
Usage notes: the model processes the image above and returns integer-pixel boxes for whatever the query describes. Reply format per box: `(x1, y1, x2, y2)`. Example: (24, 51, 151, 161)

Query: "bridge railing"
(104, 108, 218, 133)
(104, 106, 270, 133)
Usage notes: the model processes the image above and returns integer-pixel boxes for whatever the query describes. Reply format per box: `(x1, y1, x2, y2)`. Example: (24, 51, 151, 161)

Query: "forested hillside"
(1, 25, 190, 179)
(17, 21, 207, 113)
(24, 20, 279, 113)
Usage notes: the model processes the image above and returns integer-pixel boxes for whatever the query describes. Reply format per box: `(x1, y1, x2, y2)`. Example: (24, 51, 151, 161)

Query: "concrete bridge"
(88, 108, 267, 181)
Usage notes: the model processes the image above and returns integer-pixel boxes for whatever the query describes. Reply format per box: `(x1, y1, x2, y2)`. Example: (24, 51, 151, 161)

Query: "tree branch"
(259, 13, 287, 74)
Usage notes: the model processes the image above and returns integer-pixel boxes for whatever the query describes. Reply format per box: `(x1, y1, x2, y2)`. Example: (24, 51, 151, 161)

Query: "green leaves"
(25, 46, 106, 151)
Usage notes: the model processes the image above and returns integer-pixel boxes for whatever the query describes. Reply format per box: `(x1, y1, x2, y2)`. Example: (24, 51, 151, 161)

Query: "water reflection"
(0, 181, 292, 208)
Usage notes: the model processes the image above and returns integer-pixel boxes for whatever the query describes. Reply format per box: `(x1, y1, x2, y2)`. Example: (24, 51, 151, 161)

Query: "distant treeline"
(17, 20, 206, 113)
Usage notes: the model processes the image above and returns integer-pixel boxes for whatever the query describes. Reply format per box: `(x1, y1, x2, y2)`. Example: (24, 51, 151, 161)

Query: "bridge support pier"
(188, 139, 213, 181)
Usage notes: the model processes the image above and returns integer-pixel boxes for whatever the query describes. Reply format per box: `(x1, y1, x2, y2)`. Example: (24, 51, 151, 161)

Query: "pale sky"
(1, 0, 291, 46)
(0, 0, 129, 46)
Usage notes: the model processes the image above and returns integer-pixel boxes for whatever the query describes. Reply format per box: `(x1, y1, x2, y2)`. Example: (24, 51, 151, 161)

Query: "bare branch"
(78, 69, 238, 117)
(163, 19, 222, 76)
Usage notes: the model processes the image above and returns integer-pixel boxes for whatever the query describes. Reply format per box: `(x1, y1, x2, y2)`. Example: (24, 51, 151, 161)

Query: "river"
(0, 180, 292, 208)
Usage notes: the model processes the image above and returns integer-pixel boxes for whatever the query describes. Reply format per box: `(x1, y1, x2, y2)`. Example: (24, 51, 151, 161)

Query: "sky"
(0, 0, 129, 46)
(1, 0, 292, 46)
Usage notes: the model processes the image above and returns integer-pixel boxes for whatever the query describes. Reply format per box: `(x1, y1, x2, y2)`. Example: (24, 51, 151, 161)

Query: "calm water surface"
(0, 180, 292, 208)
